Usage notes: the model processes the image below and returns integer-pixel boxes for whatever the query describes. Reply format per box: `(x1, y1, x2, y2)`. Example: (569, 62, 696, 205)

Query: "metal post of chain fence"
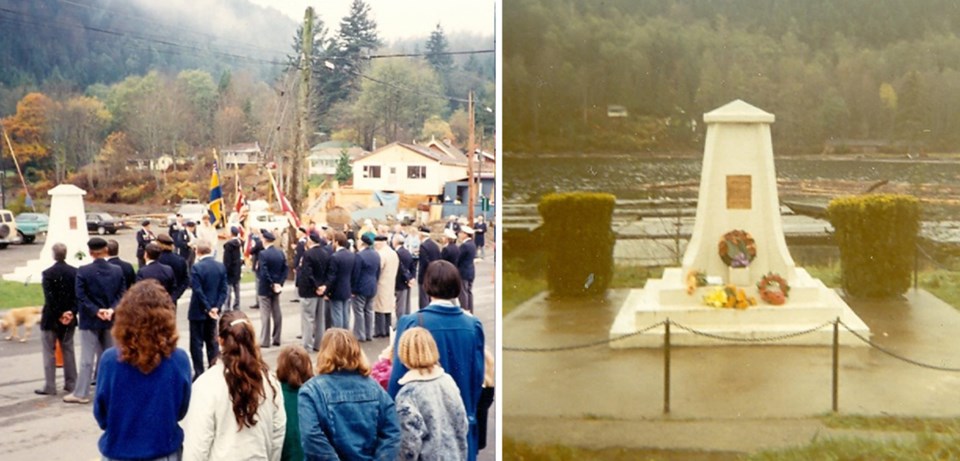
(914, 243, 919, 291)
(663, 320, 671, 414)
(832, 317, 840, 413)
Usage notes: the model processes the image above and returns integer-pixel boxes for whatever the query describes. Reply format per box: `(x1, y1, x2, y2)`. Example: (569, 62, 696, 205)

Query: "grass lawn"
(0, 280, 44, 309)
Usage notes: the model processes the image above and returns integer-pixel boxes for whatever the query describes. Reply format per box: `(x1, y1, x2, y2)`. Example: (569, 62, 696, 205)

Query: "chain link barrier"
(838, 320, 960, 372)
(505, 317, 960, 375)
(669, 320, 835, 343)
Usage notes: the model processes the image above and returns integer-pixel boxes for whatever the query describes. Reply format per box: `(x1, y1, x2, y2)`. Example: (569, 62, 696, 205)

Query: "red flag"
(266, 168, 301, 227)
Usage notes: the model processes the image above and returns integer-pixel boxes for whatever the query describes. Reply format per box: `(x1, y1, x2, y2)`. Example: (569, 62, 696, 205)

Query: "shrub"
(826, 194, 920, 298)
(538, 192, 616, 297)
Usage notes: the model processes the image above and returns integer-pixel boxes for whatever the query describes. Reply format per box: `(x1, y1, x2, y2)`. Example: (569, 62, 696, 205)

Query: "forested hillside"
(0, 0, 293, 90)
(0, 0, 494, 210)
(504, 0, 960, 153)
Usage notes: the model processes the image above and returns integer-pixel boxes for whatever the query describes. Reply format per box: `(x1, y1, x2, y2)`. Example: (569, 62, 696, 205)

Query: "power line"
(368, 49, 494, 59)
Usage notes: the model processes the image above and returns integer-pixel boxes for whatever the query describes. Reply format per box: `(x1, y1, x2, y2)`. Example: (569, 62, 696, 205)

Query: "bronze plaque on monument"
(726, 175, 752, 209)
(69, 216, 77, 230)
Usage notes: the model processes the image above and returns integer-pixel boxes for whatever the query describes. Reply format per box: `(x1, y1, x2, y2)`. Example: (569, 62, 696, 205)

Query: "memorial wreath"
(719, 229, 756, 267)
(757, 272, 790, 305)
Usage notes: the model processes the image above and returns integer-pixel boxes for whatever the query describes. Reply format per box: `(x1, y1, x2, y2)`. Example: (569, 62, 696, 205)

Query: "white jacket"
(182, 362, 286, 461)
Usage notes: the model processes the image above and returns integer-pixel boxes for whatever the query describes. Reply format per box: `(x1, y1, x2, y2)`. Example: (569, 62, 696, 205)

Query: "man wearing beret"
(350, 232, 380, 342)
(157, 233, 189, 305)
(324, 231, 356, 330)
(257, 230, 288, 347)
(64, 238, 125, 404)
(417, 226, 441, 309)
(135, 220, 155, 269)
(457, 226, 477, 313)
(297, 231, 329, 351)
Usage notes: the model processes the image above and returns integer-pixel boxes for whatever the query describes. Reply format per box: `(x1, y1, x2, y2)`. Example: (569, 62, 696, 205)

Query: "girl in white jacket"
(182, 311, 286, 461)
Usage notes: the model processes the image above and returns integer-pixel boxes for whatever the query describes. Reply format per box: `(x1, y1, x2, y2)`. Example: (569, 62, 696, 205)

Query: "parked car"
(86, 212, 125, 235)
(167, 202, 208, 226)
(0, 209, 22, 249)
(15, 212, 48, 244)
(247, 211, 289, 233)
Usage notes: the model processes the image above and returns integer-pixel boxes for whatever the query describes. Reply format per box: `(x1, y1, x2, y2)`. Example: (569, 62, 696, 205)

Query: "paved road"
(0, 236, 497, 461)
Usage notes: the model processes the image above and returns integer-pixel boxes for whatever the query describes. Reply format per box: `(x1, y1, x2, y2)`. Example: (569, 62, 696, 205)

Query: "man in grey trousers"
(37, 243, 78, 396)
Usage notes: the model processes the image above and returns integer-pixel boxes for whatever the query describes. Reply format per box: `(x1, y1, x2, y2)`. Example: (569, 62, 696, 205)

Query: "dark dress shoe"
(272, 342, 281, 347)
(34, 389, 55, 396)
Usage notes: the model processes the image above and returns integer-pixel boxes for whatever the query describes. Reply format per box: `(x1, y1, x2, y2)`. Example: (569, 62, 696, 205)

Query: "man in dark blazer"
(135, 220, 155, 268)
(106, 239, 135, 290)
(37, 243, 78, 396)
(156, 233, 189, 306)
(290, 226, 308, 303)
(457, 226, 477, 313)
(393, 233, 415, 319)
(188, 242, 227, 378)
(256, 230, 287, 347)
(65, 237, 124, 404)
(351, 232, 380, 342)
(441, 228, 460, 267)
(247, 229, 264, 309)
(323, 231, 356, 330)
(222, 226, 244, 312)
(297, 231, 330, 351)
(417, 226, 441, 309)
(137, 243, 176, 302)
(168, 213, 190, 259)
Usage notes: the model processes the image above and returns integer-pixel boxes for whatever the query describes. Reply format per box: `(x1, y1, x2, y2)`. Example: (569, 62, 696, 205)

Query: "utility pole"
(467, 91, 475, 225)
(291, 7, 313, 223)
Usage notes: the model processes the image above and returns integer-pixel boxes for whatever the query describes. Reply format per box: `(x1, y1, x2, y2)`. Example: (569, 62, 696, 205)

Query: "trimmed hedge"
(538, 192, 616, 297)
(826, 194, 920, 298)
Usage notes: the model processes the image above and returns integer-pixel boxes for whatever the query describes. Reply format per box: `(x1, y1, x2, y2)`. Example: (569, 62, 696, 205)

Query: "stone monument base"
(609, 268, 870, 348)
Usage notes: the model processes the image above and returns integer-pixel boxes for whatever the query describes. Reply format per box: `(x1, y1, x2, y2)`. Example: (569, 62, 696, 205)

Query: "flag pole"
(1, 126, 36, 211)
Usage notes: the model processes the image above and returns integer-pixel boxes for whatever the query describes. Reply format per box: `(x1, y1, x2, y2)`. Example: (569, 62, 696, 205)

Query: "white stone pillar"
(4, 184, 89, 283)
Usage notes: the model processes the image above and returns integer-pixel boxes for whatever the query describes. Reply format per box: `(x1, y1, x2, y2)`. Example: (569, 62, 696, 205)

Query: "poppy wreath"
(718, 229, 757, 268)
(757, 272, 790, 305)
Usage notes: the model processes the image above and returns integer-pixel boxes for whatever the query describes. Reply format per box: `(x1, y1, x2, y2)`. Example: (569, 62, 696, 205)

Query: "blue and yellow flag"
(208, 161, 225, 227)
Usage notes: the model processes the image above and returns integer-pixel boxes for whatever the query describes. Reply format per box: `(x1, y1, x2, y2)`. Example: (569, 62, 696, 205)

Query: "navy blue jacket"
(351, 247, 380, 297)
(297, 246, 329, 299)
(41, 261, 78, 331)
(188, 256, 228, 321)
(76, 258, 125, 331)
(137, 261, 176, 301)
(474, 222, 487, 247)
(222, 238, 243, 284)
(256, 246, 288, 297)
(108, 256, 136, 290)
(441, 241, 460, 267)
(457, 239, 477, 282)
(157, 251, 189, 302)
(135, 228, 155, 259)
(417, 239, 441, 284)
(325, 248, 356, 301)
(395, 246, 415, 292)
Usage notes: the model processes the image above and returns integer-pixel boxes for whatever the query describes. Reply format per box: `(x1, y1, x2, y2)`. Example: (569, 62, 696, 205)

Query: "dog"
(0, 306, 42, 343)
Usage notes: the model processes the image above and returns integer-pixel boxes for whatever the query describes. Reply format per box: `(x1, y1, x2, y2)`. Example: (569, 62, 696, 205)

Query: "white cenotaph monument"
(609, 100, 870, 347)
(4, 184, 90, 283)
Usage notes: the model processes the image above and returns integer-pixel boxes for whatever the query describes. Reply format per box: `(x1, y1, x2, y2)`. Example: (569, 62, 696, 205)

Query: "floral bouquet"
(703, 284, 757, 309)
(685, 269, 708, 295)
(718, 229, 756, 268)
(757, 272, 790, 305)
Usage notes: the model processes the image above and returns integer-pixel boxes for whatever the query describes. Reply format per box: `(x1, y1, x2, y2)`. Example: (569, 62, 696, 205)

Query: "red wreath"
(757, 272, 790, 305)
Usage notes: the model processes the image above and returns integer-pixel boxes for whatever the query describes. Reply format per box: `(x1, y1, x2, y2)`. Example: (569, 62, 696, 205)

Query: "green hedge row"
(538, 192, 616, 297)
(826, 194, 920, 298)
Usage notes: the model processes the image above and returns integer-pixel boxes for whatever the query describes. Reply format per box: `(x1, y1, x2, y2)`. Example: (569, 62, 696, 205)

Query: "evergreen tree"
(323, 0, 382, 104)
(334, 149, 353, 183)
(425, 23, 454, 77)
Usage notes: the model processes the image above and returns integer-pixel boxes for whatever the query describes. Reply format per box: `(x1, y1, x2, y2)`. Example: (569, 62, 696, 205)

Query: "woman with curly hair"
(94, 279, 192, 461)
(182, 310, 286, 461)
(298, 328, 400, 460)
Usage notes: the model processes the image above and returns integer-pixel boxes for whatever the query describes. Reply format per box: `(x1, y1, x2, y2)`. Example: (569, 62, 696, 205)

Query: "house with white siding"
(351, 141, 468, 196)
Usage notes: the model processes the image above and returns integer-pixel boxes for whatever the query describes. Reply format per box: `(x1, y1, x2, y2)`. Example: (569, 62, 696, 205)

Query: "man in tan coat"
(372, 235, 399, 338)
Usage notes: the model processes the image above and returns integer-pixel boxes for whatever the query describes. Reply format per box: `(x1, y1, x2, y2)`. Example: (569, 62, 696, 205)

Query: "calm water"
(503, 154, 960, 204)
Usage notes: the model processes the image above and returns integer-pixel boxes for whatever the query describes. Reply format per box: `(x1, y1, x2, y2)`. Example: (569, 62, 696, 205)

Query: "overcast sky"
(246, 0, 496, 41)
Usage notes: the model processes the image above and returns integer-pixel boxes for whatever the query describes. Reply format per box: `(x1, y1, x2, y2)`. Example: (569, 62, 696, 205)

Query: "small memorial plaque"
(726, 175, 752, 209)
(69, 216, 77, 230)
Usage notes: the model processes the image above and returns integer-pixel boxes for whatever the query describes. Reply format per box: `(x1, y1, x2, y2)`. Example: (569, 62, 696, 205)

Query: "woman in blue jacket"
(298, 328, 400, 460)
(94, 280, 192, 461)
(388, 260, 485, 461)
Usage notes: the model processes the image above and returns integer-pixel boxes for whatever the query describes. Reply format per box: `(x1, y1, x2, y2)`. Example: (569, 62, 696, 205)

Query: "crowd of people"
(34, 211, 492, 461)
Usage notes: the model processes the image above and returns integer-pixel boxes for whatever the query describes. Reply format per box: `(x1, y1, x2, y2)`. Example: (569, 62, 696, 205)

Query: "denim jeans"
(330, 299, 349, 329)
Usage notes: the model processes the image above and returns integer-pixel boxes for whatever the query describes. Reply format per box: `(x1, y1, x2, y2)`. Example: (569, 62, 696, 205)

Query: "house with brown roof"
(351, 141, 468, 196)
